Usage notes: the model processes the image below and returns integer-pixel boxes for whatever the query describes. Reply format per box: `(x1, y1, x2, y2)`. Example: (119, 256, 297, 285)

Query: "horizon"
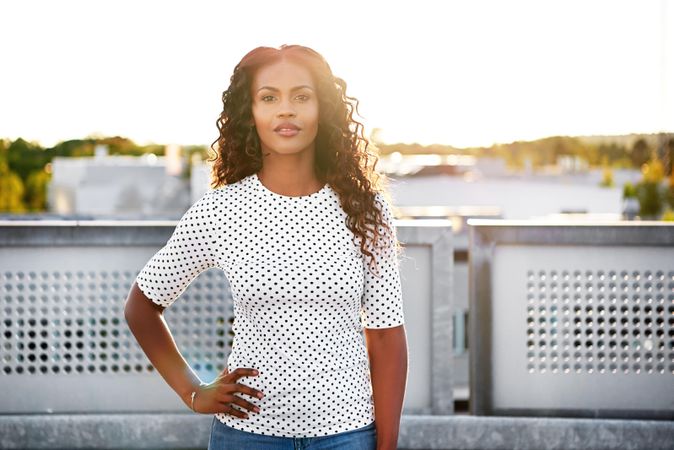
(0, 0, 672, 149)
(3, 129, 672, 151)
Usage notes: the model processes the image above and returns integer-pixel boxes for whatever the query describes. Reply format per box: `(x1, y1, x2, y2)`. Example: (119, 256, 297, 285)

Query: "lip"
(274, 122, 300, 132)
(276, 129, 299, 137)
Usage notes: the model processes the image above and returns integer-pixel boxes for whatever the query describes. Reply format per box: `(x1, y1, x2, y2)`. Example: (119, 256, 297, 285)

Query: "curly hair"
(207, 44, 403, 277)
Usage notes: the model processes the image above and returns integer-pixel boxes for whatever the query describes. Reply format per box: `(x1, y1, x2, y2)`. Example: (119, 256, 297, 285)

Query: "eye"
(296, 94, 310, 101)
(261, 95, 275, 102)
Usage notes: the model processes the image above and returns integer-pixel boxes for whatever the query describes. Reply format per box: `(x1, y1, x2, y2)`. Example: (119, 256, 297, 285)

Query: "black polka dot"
(135, 173, 404, 438)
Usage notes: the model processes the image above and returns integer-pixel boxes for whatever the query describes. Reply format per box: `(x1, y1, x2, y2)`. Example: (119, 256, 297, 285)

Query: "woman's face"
(250, 59, 319, 158)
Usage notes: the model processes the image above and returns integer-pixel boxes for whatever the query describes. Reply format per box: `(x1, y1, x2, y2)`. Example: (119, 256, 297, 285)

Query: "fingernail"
(257, 393, 263, 399)
(254, 407, 260, 412)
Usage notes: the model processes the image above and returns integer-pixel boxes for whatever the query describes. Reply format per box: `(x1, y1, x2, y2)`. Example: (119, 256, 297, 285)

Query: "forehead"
(252, 59, 315, 91)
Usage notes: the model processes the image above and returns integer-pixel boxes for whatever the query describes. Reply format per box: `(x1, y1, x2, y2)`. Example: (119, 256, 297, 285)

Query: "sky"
(0, 0, 672, 149)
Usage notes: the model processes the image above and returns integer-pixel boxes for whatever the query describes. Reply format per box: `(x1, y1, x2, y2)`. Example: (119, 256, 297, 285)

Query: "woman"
(124, 44, 408, 450)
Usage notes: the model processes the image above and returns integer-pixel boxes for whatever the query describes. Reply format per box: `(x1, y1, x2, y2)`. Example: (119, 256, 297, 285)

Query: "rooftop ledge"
(1, 413, 673, 450)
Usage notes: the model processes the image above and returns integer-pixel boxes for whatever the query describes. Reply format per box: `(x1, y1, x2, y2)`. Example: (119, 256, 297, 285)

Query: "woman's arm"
(364, 324, 408, 450)
(123, 281, 203, 408)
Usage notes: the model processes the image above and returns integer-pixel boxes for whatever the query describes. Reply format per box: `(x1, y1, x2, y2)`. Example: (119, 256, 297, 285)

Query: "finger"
(221, 403, 249, 419)
(233, 382, 264, 400)
(222, 393, 260, 413)
(230, 367, 259, 380)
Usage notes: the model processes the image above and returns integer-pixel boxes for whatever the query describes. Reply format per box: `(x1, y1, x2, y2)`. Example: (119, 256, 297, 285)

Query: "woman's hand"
(193, 367, 264, 418)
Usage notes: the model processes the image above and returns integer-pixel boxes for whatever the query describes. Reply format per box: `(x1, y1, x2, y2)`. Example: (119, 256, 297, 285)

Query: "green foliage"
(622, 182, 637, 199)
(635, 181, 664, 218)
(599, 156, 614, 187)
(621, 150, 674, 220)
(641, 157, 665, 183)
(0, 160, 26, 213)
(665, 185, 674, 210)
(0, 135, 164, 213)
(378, 134, 643, 171)
(630, 156, 669, 219)
(25, 170, 51, 211)
(630, 138, 651, 169)
(662, 208, 674, 222)
(632, 156, 667, 217)
(597, 142, 629, 166)
(7, 138, 47, 181)
(600, 167, 614, 187)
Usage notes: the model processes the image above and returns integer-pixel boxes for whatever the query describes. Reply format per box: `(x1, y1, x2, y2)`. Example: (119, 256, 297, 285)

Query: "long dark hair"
(207, 44, 402, 276)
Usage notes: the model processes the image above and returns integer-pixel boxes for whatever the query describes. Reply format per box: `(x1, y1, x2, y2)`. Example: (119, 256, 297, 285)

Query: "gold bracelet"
(190, 382, 207, 412)
(190, 390, 198, 412)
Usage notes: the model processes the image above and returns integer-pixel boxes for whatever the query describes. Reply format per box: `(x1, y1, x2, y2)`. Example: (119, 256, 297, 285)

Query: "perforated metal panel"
(469, 221, 674, 420)
(0, 243, 233, 413)
(0, 220, 455, 417)
(525, 269, 673, 376)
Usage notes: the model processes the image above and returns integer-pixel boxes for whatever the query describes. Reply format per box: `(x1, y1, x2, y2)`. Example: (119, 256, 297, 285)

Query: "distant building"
(472, 157, 508, 177)
(190, 156, 214, 203)
(377, 153, 478, 177)
(556, 155, 589, 173)
(48, 144, 192, 218)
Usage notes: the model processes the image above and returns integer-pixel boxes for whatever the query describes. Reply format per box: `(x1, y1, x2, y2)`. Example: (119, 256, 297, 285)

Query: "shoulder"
(209, 178, 246, 204)
(373, 191, 396, 222)
(373, 191, 388, 207)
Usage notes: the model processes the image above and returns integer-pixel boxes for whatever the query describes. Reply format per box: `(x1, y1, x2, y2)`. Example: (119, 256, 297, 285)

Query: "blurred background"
(1, 0, 672, 223)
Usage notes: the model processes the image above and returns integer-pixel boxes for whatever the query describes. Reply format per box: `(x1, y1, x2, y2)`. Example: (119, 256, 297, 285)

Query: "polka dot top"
(135, 173, 405, 438)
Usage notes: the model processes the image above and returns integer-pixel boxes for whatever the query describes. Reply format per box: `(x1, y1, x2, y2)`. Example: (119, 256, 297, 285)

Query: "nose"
(276, 98, 296, 118)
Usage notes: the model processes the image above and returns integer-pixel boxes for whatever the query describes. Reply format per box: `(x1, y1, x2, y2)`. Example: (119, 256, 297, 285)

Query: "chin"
(264, 144, 313, 155)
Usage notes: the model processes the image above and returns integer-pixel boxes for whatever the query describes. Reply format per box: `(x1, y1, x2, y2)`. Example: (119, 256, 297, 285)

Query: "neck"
(256, 166, 323, 197)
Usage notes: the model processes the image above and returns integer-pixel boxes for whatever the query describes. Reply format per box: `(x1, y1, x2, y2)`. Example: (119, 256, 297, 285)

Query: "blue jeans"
(207, 416, 377, 450)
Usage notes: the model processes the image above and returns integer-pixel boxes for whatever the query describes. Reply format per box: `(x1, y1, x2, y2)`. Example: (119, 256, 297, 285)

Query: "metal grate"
(1, 268, 233, 382)
(525, 269, 674, 375)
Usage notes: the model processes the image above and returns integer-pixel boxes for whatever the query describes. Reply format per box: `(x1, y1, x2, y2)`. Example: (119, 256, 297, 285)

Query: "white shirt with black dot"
(135, 173, 405, 438)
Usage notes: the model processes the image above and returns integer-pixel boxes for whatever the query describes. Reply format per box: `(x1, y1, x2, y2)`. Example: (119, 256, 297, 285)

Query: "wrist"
(376, 442, 398, 450)
(191, 382, 208, 413)
(182, 380, 207, 411)
(376, 433, 399, 450)
(190, 389, 199, 412)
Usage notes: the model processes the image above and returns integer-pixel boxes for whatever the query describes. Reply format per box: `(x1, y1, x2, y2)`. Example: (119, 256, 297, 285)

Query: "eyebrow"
(256, 85, 314, 93)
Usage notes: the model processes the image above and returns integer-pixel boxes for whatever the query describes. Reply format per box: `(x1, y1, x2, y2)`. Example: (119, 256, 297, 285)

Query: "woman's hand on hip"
(193, 367, 264, 419)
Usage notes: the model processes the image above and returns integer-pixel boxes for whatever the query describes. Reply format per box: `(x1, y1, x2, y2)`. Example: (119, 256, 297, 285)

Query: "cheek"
(251, 103, 270, 122)
(251, 109, 263, 125)
(307, 104, 320, 127)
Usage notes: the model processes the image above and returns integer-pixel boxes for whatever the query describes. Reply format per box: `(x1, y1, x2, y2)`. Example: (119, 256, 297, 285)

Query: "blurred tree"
(7, 138, 48, 181)
(635, 155, 665, 219)
(599, 155, 614, 187)
(0, 138, 7, 164)
(597, 142, 628, 166)
(0, 160, 26, 213)
(665, 136, 674, 176)
(630, 138, 650, 168)
(25, 169, 51, 211)
(665, 156, 674, 209)
(623, 181, 637, 199)
(641, 154, 665, 183)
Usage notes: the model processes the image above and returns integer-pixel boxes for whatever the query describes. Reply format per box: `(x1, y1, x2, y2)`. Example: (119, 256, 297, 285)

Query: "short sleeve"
(360, 193, 405, 329)
(135, 190, 219, 309)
